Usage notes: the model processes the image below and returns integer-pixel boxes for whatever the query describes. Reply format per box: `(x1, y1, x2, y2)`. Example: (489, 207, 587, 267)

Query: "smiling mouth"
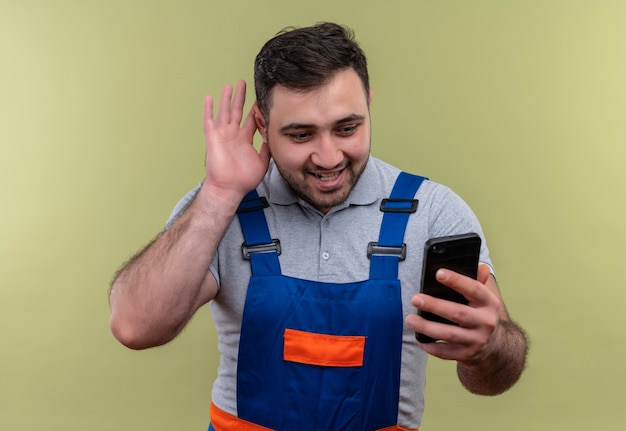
(310, 163, 349, 182)
(314, 171, 342, 181)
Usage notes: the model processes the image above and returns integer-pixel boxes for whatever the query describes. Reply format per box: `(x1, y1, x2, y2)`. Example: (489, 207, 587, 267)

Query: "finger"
(258, 140, 271, 166)
(477, 264, 491, 285)
(216, 83, 233, 125)
(436, 269, 491, 306)
(412, 293, 476, 328)
(230, 80, 247, 126)
(203, 94, 214, 136)
(418, 337, 471, 361)
(241, 106, 258, 137)
(406, 313, 472, 347)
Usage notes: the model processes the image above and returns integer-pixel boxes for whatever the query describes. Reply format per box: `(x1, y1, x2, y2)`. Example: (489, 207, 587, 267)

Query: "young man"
(109, 22, 527, 431)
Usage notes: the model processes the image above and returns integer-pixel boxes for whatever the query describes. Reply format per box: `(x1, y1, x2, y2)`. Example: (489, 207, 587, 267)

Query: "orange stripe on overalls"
(283, 328, 366, 367)
(210, 402, 418, 431)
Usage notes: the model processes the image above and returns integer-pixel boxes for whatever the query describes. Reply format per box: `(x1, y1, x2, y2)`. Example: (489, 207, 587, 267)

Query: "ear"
(252, 103, 268, 138)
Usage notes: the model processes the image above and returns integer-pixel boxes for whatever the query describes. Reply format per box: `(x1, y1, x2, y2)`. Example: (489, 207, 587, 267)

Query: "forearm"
(457, 319, 529, 395)
(109, 186, 239, 349)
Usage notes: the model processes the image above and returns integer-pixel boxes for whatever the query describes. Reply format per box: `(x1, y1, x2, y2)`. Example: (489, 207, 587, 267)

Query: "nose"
(310, 134, 343, 169)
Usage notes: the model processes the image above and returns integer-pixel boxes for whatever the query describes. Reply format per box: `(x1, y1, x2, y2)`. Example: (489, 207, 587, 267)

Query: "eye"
(336, 124, 359, 136)
(287, 131, 313, 143)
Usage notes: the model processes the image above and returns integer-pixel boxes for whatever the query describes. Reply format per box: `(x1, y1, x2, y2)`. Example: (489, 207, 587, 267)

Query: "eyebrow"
(279, 114, 366, 133)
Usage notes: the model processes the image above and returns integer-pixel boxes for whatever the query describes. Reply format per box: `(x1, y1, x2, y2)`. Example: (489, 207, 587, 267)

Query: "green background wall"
(1, 1, 625, 430)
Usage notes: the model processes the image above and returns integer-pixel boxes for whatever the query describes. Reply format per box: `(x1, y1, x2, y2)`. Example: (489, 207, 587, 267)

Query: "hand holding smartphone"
(416, 233, 481, 343)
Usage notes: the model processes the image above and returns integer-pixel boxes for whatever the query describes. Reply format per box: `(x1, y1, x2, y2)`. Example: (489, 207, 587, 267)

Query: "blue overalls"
(209, 172, 426, 431)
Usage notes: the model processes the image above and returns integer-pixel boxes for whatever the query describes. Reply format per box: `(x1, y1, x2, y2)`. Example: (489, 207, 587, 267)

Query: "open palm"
(203, 80, 270, 197)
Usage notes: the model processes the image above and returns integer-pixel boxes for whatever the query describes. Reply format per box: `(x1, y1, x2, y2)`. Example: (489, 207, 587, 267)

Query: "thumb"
(477, 263, 492, 285)
(259, 140, 271, 167)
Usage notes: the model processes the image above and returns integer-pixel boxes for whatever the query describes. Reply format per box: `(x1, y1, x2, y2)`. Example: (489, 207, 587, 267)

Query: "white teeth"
(316, 172, 340, 181)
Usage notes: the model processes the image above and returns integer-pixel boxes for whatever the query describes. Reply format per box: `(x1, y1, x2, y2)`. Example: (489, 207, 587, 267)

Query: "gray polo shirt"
(167, 156, 492, 429)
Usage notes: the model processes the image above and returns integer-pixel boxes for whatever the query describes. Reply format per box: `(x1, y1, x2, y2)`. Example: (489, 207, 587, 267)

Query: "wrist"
(457, 319, 528, 395)
(195, 181, 249, 215)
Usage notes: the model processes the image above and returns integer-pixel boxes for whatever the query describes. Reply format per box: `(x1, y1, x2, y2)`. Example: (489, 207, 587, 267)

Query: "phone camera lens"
(433, 244, 446, 254)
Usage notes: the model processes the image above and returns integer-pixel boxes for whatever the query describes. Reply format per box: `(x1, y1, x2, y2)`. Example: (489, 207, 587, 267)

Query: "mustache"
(307, 161, 350, 173)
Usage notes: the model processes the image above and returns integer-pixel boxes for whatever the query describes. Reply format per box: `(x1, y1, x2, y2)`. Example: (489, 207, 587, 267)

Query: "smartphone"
(416, 233, 481, 343)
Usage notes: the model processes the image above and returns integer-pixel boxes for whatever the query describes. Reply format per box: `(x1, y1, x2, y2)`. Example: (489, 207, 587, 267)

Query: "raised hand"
(203, 80, 270, 199)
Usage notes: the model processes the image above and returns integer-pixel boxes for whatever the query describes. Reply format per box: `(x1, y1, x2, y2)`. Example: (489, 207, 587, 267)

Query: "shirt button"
(322, 252, 330, 260)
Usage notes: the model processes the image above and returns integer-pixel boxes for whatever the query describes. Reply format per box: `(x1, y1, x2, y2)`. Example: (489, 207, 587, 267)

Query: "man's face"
(256, 68, 372, 214)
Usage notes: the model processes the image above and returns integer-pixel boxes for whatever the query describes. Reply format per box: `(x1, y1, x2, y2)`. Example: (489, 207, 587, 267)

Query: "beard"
(274, 156, 369, 213)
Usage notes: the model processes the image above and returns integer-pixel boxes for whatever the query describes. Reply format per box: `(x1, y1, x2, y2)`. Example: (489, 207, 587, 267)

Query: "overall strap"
(236, 189, 282, 276)
(369, 172, 427, 280)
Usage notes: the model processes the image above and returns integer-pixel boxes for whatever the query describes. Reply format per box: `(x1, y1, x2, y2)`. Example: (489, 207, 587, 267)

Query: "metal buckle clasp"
(242, 239, 281, 259)
(367, 242, 407, 261)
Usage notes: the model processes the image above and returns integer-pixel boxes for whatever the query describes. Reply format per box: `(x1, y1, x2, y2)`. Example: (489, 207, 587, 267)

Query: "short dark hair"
(254, 22, 369, 120)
